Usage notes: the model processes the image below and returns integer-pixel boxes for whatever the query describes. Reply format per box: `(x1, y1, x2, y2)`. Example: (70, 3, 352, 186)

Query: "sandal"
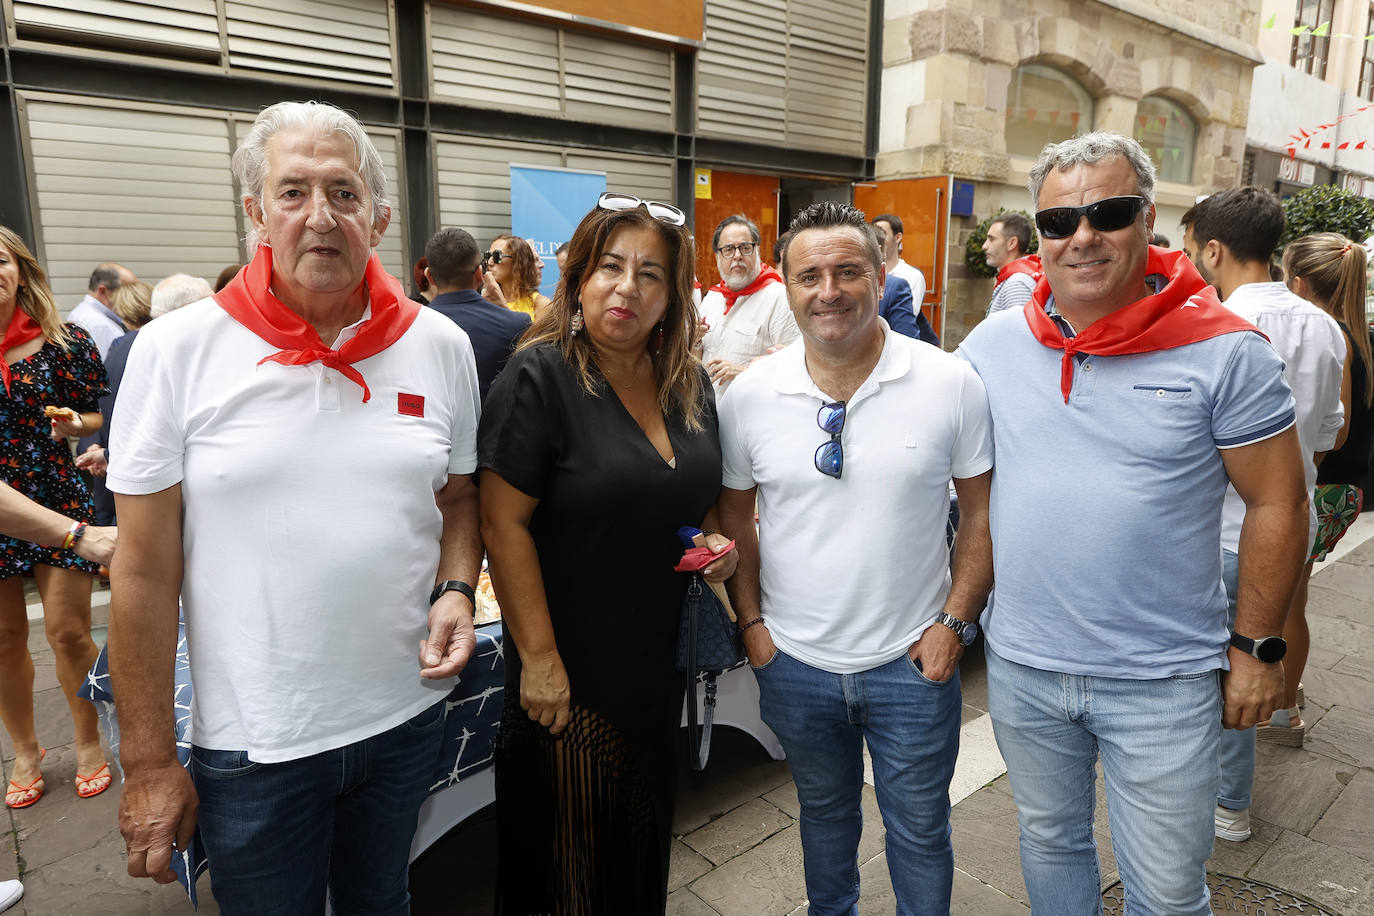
(75, 762, 112, 799)
(5, 748, 46, 809)
(1257, 706, 1305, 747)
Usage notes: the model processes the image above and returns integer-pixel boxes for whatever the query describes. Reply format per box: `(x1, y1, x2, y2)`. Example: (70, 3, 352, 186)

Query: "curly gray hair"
(232, 101, 390, 250)
(1028, 132, 1157, 209)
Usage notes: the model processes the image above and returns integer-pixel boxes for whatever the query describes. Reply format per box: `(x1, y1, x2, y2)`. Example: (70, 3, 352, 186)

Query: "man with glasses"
(717, 201, 993, 915)
(700, 214, 799, 394)
(957, 132, 1308, 914)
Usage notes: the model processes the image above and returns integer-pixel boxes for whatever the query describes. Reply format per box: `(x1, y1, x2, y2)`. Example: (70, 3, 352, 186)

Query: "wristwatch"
(429, 580, 476, 607)
(1229, 632, 1287, 663)
(936, 612, 979, 647)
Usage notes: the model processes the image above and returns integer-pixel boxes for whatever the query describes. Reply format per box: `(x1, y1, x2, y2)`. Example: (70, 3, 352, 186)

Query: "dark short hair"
(782, 201, 883, 276)
(1151, 232, 1172, 248)
(872, 214, 903, 235)
(772, 230, 791, 266)
(425, 227, 481, 289)
(992, 213, 1033, 256)
(1180, 187, 1284, 264)
(712, 214, 760, 251)
(88, 263, 124, 294)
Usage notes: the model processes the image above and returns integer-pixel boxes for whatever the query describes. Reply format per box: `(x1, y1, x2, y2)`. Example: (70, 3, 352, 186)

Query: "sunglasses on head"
(1034, 196, 1146, 240)
(596, 192, 687, 227)
(815, 401, 846, 479)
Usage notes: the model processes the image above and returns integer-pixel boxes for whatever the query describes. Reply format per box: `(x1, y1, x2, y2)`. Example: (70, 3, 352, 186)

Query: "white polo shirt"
(890, 259, 927, 307)
(700, 281, 800, 396)
(720, 323, 994, 673)
(108, 297, 481, 762)
(1219, 282, 1345, 552)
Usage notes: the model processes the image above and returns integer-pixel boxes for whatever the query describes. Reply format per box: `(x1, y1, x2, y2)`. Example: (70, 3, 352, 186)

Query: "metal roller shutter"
(697, 0, 787, 145)
(565, 151, 675, 206)
(224, 0, 396, 88)
(786, 0, 867, 155)
(21, 96, 242, 309)
(12, 0, 221, 61)
(562, 31, 673, 131)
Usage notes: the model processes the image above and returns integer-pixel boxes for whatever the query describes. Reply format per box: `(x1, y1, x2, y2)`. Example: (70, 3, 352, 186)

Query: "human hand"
(481, 270, 507, 306)
(908, 624, 961, 683)
(419, 592, 476, 679)
(119, 761, 198, 884)
(692, 318, 710, 350)
(1221, 649, 1285, 729)
(706, 359, 744, 386)
(76, 525, 116, 565)
(700, 532, 737, 582)
(519, 649, 571, 735)
(742, 622, 776, 669)
(76, 443, 108, 476)
(47, 407, 84, 440)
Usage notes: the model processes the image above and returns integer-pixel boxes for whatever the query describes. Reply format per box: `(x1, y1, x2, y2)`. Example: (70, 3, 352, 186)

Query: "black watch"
(429, 580, 476, 607)
(1230, 632, 1287, 663)
(936, 612, 979, 647)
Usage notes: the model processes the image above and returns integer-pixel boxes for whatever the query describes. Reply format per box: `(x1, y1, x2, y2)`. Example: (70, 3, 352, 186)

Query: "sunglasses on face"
(596, 192, 687, 227)
(815, 400, 846, 479)
(1034, 196, 1146, 240)
(482, 250, 504, 264)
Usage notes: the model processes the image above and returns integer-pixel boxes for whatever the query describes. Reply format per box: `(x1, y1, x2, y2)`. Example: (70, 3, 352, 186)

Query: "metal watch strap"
(429, 579, 476, 606)
(936, 612, 967, 636)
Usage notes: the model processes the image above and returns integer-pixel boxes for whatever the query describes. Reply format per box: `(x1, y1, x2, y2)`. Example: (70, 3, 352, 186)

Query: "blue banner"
(510, 165, 607, 299)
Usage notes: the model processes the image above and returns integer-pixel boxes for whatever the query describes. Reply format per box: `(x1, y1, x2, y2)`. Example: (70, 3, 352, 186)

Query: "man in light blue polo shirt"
(958, 133, 1310, 915)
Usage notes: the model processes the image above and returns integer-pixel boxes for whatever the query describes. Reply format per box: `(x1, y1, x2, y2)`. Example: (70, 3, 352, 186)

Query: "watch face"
(1255, 637, 1286, 664)
(960, 621, 979, 647)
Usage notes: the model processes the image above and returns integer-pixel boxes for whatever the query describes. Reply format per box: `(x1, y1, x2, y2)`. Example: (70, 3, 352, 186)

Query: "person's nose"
(306, 188, 335, 233)
(1068, 214, 1098, 247)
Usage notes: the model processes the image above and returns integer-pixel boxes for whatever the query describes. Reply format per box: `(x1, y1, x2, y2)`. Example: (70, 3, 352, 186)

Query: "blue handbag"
(676, 572, 745, 770)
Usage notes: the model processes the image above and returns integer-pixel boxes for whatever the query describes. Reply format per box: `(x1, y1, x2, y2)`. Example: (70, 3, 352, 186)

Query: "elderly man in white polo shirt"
(717, 201, 994, 915)
(107, 101, 482, 915)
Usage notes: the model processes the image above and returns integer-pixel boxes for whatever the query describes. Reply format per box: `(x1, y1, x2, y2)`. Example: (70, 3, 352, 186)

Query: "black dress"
(0, 324, 108, 577)
(478, 343, 721, 914)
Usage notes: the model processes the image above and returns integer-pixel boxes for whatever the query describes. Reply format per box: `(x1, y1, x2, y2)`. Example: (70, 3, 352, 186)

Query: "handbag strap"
(684, 575, 719, 772)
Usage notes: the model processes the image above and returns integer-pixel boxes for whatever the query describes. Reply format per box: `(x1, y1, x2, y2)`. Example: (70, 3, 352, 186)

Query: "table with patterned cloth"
(80, 620, 507, 904)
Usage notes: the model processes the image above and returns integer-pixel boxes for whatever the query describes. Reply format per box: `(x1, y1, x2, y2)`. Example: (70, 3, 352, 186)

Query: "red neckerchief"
(709, 265, 783, 314)
(214, 246, 418, 403)
(996, 254, 1041, 285)
(1, 308, 44, 396)
(1024, 246, 1262, 403)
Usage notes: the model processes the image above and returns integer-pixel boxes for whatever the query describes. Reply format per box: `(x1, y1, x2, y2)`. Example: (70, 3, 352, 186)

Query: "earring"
(653, 321, 665, 355)
(570, 303, 584, 336)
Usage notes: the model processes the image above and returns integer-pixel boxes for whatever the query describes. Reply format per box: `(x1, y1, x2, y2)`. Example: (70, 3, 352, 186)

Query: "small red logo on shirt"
(398, 393, 425, 417)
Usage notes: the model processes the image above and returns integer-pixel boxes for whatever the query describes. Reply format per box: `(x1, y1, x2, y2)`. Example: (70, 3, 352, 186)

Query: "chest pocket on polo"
(1133, 384, 1193, 400)
(1118, 383, 1208, 463)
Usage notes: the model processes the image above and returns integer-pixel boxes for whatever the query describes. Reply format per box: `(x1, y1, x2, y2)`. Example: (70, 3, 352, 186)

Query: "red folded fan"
(674, 541, 737, 573)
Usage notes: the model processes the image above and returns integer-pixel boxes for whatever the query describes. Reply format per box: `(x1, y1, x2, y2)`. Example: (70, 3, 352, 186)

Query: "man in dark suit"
(425, 227, 532, 401)
(874, 224, 940, 346)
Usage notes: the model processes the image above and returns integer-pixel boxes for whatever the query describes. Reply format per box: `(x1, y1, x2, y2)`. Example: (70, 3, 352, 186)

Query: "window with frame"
(1133, 96, 1197, 184)
(1004, 64, 1094, 159)
(1291, 0, 1335, 78)
(1360, 6, 1374, 99)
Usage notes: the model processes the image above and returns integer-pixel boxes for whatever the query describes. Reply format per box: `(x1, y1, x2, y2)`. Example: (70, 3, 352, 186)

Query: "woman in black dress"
(0, 226, 110, 809)
(479, 195, 735, 912)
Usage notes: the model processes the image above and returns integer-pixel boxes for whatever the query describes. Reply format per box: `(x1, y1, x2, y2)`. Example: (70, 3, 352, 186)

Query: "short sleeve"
(52, 324, 109, 413)
(718, 382, 756, 490)
(767, 289, 801, 349)
(476, 347, 562, 498)
(106, 326, 185, 495)
(1213, 331, 1296, 449)
(950, 361, 994, 478)
(448, 333, 482, 475)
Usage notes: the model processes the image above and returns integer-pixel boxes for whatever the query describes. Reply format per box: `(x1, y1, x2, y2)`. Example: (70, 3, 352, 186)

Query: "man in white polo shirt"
(107, 101, 482, 915)
(717, 201, 994, 915)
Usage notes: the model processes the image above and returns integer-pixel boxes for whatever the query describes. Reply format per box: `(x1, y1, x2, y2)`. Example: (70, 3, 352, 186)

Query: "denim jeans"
(1217, 548, 1255, 810)
(192, 699, 447, 916)
(985, 646, 1219, 916)
(753, 648, 961, 916)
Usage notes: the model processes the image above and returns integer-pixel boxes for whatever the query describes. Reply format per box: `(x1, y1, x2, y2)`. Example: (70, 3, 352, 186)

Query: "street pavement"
(7, 519, 1374, 914)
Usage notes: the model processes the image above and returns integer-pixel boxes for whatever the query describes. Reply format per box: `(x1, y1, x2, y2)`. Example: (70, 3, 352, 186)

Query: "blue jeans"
(1217, 548, 1255, 809)
(753, 648, 961, 916)
(192, 699, 447, 916)
(985, 646, 1219, 916)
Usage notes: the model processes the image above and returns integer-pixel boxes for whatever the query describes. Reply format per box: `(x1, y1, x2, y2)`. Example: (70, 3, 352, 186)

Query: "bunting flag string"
(1284, 103, 1374, 158)
(1266, 16, 1374, 40)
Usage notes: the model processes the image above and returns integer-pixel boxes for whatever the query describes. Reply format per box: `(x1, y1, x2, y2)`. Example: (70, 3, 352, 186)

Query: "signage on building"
(1278, 157, 1316, 187)
(510, 164, 607, 298)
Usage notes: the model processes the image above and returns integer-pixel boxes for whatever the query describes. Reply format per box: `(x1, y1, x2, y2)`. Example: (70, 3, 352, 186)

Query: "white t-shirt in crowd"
(890, 259, 927, 307)
(700, 281, 799, 396)
(1219, 282, 1345, 552)
(107, 297, 481, 762)
(719, 322, 994, 674)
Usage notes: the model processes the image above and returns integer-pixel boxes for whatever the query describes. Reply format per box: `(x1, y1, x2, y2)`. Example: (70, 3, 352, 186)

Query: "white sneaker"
(0, 879, 23, 913)
(1214, 804, 1251, 842)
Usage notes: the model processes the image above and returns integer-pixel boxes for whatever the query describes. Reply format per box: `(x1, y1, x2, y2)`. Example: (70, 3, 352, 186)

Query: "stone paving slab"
(1252, 829, 1374, 916)
(1309, 769, 1374, 865)
(682, 797, 793, 867)
(1250, 746, 1352, 835)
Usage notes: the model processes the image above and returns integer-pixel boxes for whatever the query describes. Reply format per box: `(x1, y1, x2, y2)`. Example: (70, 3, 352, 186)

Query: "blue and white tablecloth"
(80, 619, 506, 906)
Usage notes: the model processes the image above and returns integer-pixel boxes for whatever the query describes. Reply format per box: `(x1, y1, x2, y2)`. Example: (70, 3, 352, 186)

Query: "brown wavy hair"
(0, 225, 71, 349)
(519, 204, 705, 430)
(492, 234, 542, 304)
(1284, 232, 1372, 406)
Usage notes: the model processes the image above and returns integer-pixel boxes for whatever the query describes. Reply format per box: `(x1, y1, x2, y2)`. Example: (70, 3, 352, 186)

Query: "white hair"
(1028, 131, 1157, 209)
(231, 100, 390, 251)
(151, 274, 213, 317)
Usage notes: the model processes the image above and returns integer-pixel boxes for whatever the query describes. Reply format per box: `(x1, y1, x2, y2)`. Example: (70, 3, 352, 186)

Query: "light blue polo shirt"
(957, 302, 1294, 678)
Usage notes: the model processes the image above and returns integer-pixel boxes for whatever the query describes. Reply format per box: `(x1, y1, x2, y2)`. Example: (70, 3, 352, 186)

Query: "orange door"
(853, 177, 951, 340)
(692, 170, 780, 290)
